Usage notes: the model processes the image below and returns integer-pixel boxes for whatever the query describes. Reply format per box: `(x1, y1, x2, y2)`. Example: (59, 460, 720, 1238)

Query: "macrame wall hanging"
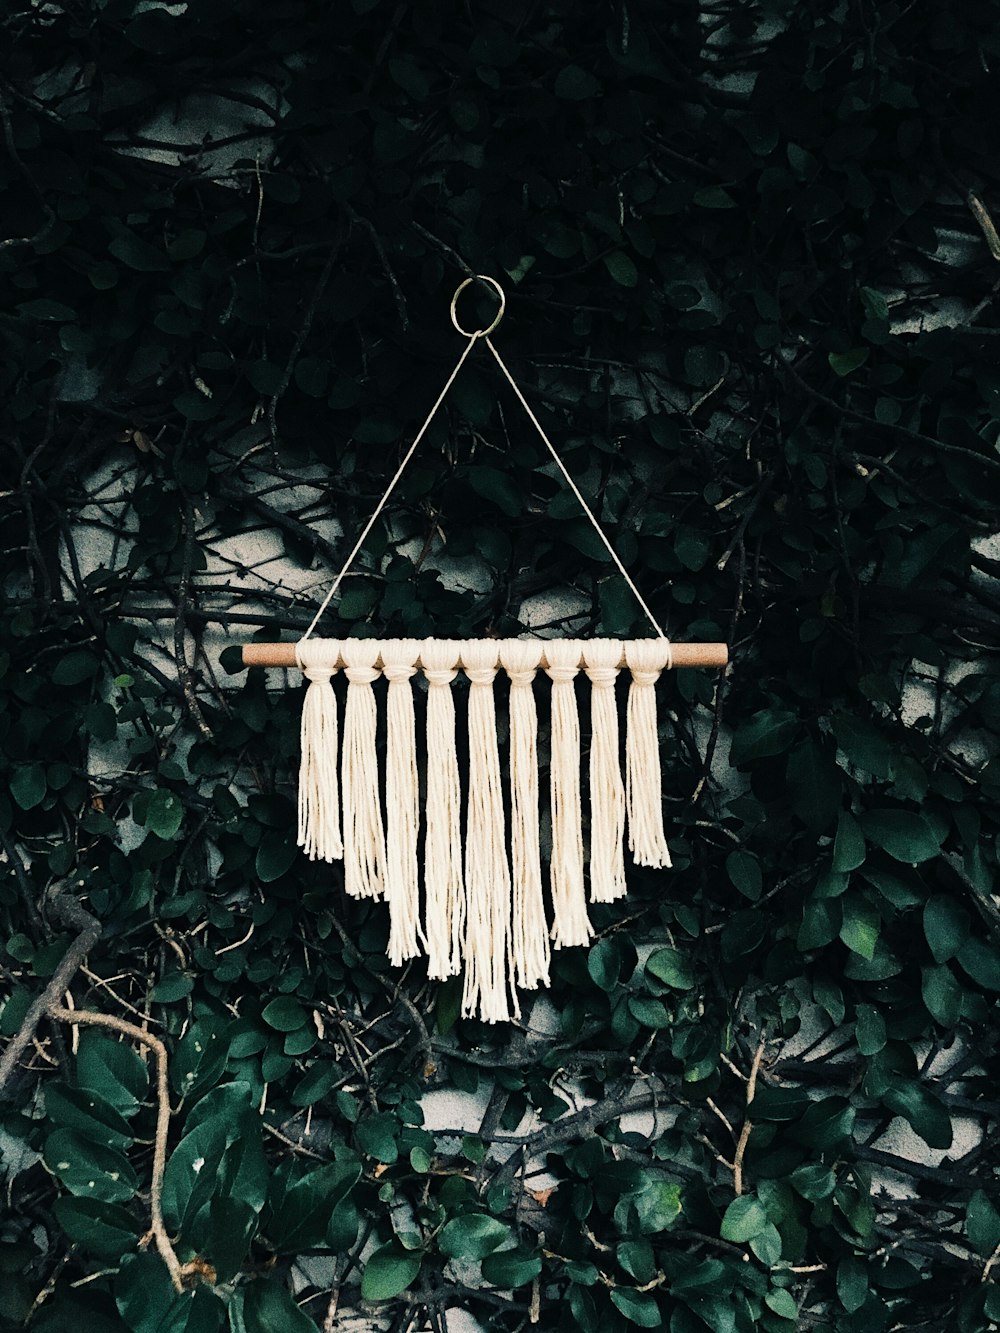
(242, 277, 728, 1023)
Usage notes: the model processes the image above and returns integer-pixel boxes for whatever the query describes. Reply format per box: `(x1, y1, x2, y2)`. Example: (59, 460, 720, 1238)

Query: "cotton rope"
(499, 640, 550, 991)
(461, 640, 518, 1024)
(340, 639, 386, 900)
(625, 638, 673, 869)
(381, 639, 422, 966)
(582, 639, 627, 903)
(421, 639, 465, 980)
(295, 638, 343, 862)
(544, 639, 592, 949)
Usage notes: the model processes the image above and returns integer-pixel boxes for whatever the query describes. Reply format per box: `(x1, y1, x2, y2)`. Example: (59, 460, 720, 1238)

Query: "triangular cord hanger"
(238, 276, 728, 1023)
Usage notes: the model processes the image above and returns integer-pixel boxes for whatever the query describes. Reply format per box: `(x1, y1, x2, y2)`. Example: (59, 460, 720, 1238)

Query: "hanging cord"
(301, 275, 670, 648)
(300, 331, 482, 641)
(482, 334, 668, 643)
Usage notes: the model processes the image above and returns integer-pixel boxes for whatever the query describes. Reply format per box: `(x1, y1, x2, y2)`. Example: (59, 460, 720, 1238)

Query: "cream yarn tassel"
(582, 640, 626, 902)
(295, 638, 343, 862)
(461, 640, 517, 1024)
(500, 641, 550, 991)
(421, 639, 465, 980)
(544, 640, 592, 949)
(625, 639, 673, 869)
(382, 640, 422, 965)
(340, 639, 386, 899)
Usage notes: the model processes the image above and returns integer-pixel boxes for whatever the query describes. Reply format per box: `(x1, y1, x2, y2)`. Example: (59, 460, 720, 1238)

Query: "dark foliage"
(1, 1, 999, 1330)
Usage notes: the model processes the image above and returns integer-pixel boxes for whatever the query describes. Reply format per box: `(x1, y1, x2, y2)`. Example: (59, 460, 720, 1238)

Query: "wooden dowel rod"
(240, 641, 728, 670)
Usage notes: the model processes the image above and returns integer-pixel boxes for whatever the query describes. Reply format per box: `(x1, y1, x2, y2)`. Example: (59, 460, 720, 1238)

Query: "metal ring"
(450, 274, 506, 338)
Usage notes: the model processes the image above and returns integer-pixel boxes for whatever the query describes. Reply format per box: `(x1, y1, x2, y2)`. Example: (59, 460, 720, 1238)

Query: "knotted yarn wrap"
(499, 640, 550, 991)
(582, 639, 626, 903)
(461, 640, 517, 1024)
(295, 638, 343, 863)
(625, 639, 673, 869)
(421, 639, 464, 981)
(340, 639, 386, 899)
(381, 639, 422, 966)
(544, 639, 592, 949)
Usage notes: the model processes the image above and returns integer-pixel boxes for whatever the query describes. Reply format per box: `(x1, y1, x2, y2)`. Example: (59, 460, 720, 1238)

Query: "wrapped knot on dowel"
(262, 637, 708, 1021)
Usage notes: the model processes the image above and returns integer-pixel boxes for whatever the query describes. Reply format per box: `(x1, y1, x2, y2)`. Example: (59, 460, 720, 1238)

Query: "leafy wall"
(1, 2, 999, 1331)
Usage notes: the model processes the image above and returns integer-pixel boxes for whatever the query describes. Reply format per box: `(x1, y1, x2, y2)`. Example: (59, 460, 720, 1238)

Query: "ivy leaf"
(720, 1195, 768, 1243)
(439, 1213, 510, 1261)
(240, 1280, 319, 1332)
(481, 1247, 542, 1288)
(828, 347, 869, 376)
(603, 252, 639, 288)
(645, 948, 695, 989)
(610, 1288, 662, 1326)
(729, 709, 798, 765)
(966, 1190, 1000, 1257)
(53, 1196, 141, 1258)
(860, 809, 943, 864)
(10, 763, 46, 811)
(361, 1243, 422, 1301)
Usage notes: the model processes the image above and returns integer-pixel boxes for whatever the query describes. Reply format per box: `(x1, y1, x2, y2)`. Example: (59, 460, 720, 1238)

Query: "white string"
(299, 283, 669, 643)
(300, 332, 482, 641)
(483, 336, 669, 641)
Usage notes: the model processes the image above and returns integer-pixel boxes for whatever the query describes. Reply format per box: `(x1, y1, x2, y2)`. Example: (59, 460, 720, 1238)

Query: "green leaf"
(923, 895, 970, 963)
(256, 830, 298, 881)
(361, 1242, 422, 1300)
(587, 937, 622, 991)
(793, 1097, 855, 1149)
(439, 1213, 510, 1261)
(481, 1247, 543, 1288)
(788, 1164, 836, 1201)
(956, 936, 1000, 991)
(832, 810, 866, 872)
(52, 650, 100, 686)
(267, 1159, 360, 1253)
(240, 1280, 319, 1333)
(45, 1084, 133, 1150)
(610, 1288, 662, 1327)
(617, 1239, 655, 1283)
(143, 789, 184, 840)
(262, 996, 308, 1032)
(604, 252, 639, 288)
(53, 1195, 141, 1258)
(109, 230, 171, 272)
(468, 466, 522, 517)
(765, 1289, 798, 1320)
(632, 1179, 682, 1234)
(860, 809, 942, 864)
(966, 1189, 1000, 1257)
(837, 1257, 868, 1313)
(555, 65, 601, 99)
(44, 1128, 138, 1203)
(828, 347, 869, 376)
(291, 1060, 338, 1106)
(839, 892, 880, 960)
(882, 1081, 953, 1149)
(356, 1111, 400, 1164)
(729, 709, 798, 765)
(854, 1003, 886, 1055)
(645, 948, 695, 989)
(10, 763, 46, 810)
(922, 963, 962, 1025)
(720, 1195, 768, 1243)
(76, 1032, 148, 1117)
(725, 850, 762, 900)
